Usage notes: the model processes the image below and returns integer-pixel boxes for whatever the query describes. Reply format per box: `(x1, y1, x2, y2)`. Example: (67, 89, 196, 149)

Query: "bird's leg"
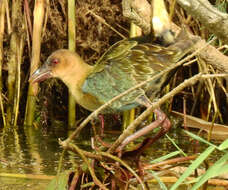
(117, 95, 171, 153)
(118, 108, 170, 151)
(135, 109, 171, 155)
(98, 114, 105, 136)
(91, 114, 105, 136)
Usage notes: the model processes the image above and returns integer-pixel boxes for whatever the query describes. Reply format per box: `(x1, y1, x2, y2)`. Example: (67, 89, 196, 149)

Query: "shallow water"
(0, 123, 225, 190)
(0, 125, 78, 190)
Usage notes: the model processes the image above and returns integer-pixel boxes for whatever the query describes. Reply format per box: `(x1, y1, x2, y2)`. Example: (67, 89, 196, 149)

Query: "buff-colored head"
(29, 49, 90, 84)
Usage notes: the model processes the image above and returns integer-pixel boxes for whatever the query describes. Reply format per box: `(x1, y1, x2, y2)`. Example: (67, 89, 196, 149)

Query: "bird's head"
(29, 49, 86, 83)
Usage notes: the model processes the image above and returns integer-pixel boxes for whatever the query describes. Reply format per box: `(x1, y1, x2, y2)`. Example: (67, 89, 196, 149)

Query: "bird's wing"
(82, 39, 180, 112)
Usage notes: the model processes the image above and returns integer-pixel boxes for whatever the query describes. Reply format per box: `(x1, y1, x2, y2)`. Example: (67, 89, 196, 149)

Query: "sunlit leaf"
(191, 152, 228, 190)
(166, 135, 186, 156)
(150, 151, 181, 164)
(183, 130, 218, 148)
(46, 171, 76, 190)
(148, 170, 168, 190)
(170, 146, 215, 190)
(218, 139, 228, 150)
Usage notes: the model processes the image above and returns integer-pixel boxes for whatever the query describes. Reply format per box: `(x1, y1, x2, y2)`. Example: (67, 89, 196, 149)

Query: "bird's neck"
(61, 60, 93, 92)
(61, 60, 101, 111)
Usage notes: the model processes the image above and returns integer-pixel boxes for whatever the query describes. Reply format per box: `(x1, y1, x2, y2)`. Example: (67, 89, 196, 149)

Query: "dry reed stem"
(7, 0, 22, 125)
(14, 37, 24, 126)
(143, 155, 197, 170)
(68, 0, 76, 127)
(88, 10, 126, 39)
(132, 176, 228, 187)
(0, 173, 54, 180)
(25, 0, 45, 126)
(4, 0, 11, 34)
(0, 1, 6, 126)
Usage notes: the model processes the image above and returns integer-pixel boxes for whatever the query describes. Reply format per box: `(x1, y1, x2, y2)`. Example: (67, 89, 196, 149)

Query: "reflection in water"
(0, 125, 76, 189)
(0, 124, 224, 190)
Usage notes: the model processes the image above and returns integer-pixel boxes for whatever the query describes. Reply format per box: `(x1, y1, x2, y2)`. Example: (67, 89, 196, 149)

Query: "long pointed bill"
(29, 63, 52, 83)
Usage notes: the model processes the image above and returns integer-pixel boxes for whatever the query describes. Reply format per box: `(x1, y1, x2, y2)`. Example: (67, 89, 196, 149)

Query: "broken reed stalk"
(24, 0, 32, 38)
(143, 155, 197, 170)
(68, 0, 76, 128)
(25, 0, 45, 126)
(0, 1, 6, 126)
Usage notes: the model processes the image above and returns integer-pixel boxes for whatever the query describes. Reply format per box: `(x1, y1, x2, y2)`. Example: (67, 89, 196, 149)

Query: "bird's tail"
(150, 29, 200, 98)
(168, 28, 200, 62)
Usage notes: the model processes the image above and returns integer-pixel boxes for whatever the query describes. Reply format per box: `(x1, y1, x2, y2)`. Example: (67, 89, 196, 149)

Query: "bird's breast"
(72, 87, 102, 111)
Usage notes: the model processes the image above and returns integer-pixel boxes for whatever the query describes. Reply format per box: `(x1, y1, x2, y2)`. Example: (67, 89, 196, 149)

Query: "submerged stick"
(0, 172, 54, 180)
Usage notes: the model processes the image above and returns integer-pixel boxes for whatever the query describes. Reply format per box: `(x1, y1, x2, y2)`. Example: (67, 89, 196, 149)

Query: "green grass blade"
(183, 130, 218, 149)
(218, 139, 228, 150)
(150, 151, 181, 164)
(166, 134, 187, 156)
(148, 170, 168, 190)
(170, 146, 215, 190)
(191, 152, 228, 190)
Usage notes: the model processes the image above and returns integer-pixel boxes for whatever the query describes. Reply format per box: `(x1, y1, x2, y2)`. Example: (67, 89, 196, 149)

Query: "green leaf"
(170, 146, 215, 190)
(46, 171, 74, 190)
(218, 139, 228, 150)
(183, 130, 218, 149)
(148, 170, 168, 190)
(191, 152, 228, 190)
(166, 135, 186, 156)
(150, 151, 181, 164)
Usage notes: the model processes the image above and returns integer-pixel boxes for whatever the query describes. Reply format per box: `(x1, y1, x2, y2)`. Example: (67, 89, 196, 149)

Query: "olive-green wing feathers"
(81, 38, 189, 112)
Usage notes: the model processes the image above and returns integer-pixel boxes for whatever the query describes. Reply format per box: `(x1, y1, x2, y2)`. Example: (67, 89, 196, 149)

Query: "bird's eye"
(52, 58, 59, 65)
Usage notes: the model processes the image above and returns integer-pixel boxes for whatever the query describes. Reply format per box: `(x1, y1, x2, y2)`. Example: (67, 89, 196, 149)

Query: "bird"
(30, 30, 198, 152)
